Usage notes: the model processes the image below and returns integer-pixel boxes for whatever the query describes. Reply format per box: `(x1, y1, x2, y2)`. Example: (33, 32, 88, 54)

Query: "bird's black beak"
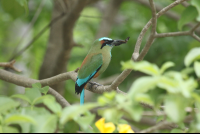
(113, 37, 130, 46)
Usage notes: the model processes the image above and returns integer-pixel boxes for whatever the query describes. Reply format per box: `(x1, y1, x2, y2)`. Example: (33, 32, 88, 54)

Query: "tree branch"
(132, 0, 188, 60)
(139, 121, 177, 133)
(136, 0, 157, 61)
(154, 22, 200, 42)
(134, 0, 180, 21)
(0, 69, 70, 107)
(0, 60, 21, 72)
(155, 31, 190, 37)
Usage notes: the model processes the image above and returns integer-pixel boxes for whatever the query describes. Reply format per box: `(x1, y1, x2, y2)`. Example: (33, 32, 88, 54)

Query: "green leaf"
(121, 60, 160, 76)
(181, 67, 194, 78)
(170, 129, 183, 133)
(40, 86, 49, 95)
(128, 76, 158, 97)
(103, 91, 116, 100)
(74, 114, 95, 130)
(164, 95, 187, 123)
(25, 87, 41, 104)
(178, 6, 198, 30)
(123, 105, 143, 122)
(184, 47, 200, 67)
(60, 103, 97, 124)
(19, 123, 31, 133)
(11, 94, 31, 104)
(160, 62, 174, 74)
(115, 94, 128, 105)
(194, 61, 200, 77)
(134, 61, 160, 76)
(158, 76, 178, 93)
(32, 96, 47, 105)
(0, 0, 28, 19)
(0, 97, 20, 114)
(43, 95, 62, 116)
(32, 83, 42, 89)
(36, 115, 57, 133)
(135, 94, 154, 106)
(156, 116, 165, 123)
(121, 60, 135, 70)
(4, 114, 36, 125)
(97, 96, 111, 105)
(15, 0, 29, 15)
(191, 0, 200, 21)
(63, 120, 79, 133)
(192, 93, 200, 103)
(98, 108, 123, 124)
(1, 126, 19, 133)
(118, 119, 128, 124)
(19, 107, 57, 133)
(163, 71, 197, 97)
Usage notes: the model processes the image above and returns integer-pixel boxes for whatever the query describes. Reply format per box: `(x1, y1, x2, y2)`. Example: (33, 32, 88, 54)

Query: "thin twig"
(133, 0, 188, 60)
(192, 33, 200, 42)
(136, 0, 157, 61)
(190, 22, 200, 33)
(80, 15, 102, 19)
(0, 60, 21, 72)
(9, 12, 66, 61)
(139, 121, 177, 133)
(11, 0, 46, 58)
(154, 22, 200, 42)
(155, 31, 190, 38)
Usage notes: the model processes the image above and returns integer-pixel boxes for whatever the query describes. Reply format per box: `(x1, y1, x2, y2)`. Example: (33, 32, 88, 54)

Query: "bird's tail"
(80, 88, 84, 105)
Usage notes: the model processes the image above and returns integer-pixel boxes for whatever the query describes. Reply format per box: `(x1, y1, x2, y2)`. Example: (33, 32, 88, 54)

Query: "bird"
(75, 37, 130, 105)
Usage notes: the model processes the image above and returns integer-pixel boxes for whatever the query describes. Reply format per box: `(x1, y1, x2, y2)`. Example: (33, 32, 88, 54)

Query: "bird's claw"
(89, 82, 102, 90)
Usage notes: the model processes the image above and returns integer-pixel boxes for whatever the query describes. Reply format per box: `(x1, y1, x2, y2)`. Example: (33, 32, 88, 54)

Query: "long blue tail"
(80, 89, 84, 105)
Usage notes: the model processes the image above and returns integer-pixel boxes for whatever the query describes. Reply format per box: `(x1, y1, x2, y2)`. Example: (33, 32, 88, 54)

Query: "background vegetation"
(0, 0, 200, 133)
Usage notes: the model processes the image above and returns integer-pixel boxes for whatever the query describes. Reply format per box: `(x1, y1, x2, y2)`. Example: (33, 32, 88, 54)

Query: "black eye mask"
(100, 40, 114, 49)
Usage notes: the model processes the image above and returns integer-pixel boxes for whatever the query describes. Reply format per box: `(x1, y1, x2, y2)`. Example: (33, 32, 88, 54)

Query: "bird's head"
(98, 37, 130, 49)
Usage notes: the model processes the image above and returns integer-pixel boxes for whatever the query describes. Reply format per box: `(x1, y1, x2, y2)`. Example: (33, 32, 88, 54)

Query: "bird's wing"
(75, 53, 103, 94)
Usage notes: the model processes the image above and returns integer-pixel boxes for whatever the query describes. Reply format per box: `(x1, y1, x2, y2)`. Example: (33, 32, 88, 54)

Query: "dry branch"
(0, 60, 21, 72)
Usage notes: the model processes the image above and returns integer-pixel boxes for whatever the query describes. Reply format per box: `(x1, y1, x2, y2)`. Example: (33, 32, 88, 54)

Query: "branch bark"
(0, 69, 70, 107)
(136, 0, 157, 61)
(132, 0, 188, 61)
(0, 60, 21, 72)
(139, 121, 177, 133)
(155, 22, 200, 42)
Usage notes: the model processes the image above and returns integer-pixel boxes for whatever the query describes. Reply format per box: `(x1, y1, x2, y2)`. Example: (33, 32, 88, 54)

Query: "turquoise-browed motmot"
(75, 37, 129, 105)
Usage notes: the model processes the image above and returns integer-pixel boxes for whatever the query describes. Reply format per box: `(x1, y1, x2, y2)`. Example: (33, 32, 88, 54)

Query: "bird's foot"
(88, 82, 102, 90)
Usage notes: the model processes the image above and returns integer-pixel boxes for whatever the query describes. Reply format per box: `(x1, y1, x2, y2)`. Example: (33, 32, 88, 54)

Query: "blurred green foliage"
(0, 0, 200, 132)
(0, 0, 199, 100)
(0, 47, 200, 132)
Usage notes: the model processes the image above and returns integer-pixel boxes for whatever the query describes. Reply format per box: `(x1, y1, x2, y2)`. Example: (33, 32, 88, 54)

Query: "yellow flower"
(118, 124, 134, 133)
(95, 118, 116, 133)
